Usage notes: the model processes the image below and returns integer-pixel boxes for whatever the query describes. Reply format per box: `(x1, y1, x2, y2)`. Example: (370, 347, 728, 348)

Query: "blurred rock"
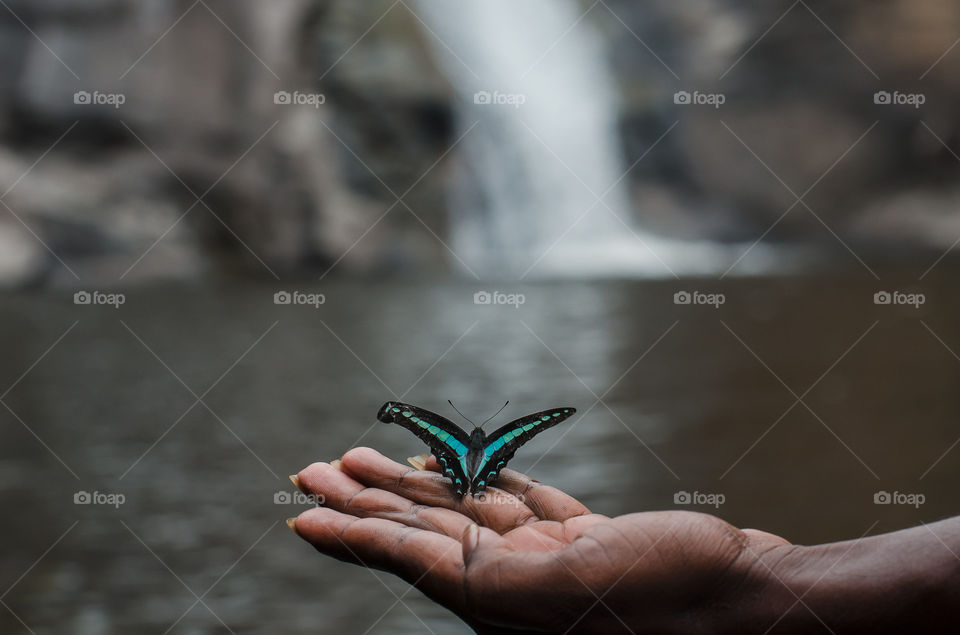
(0, 220, 46, 288)
(0, 0, 462, 286)
(855, 188, 960, 247)
(602, 0, 960, 244)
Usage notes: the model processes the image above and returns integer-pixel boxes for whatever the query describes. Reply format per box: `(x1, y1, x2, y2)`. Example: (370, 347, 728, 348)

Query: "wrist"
(736, 523, 960, 634)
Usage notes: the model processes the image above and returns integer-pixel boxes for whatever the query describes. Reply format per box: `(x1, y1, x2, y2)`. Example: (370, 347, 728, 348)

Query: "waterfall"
(414, 0, 770, 277)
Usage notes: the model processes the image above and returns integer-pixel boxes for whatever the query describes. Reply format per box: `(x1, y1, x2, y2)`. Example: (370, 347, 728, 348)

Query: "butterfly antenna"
(447, 400, 477, 428)
(479, 401, 510, 429)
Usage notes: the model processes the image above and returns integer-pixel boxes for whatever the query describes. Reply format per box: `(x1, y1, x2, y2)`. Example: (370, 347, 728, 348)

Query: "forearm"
(750, 517, 960, 634)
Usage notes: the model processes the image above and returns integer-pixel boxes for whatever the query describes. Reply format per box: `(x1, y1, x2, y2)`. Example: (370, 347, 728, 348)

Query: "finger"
(461, 522, 513, 564)
(340, 448, 540, 534)
(487, 468, 591, 522)
(461, 524, 581, 632)
(406, 452, 591, 527)
(562, 513, 611, 536)
(292, 507, 465, 611)
(496, 514, 611, 551)
(296, 462, 474, 539)
(500, 522, 568, 552)
(743, 528, 791, 547)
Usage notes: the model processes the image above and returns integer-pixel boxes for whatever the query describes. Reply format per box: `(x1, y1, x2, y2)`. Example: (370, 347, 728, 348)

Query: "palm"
(292, 448, 788, 633)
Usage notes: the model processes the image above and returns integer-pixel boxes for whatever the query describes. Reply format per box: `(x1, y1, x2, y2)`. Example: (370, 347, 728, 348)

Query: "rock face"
(0, 218, 46, 287)
(602, 0, 960, 245)
(0, 0, 958, 286)
(0, 0, 454, 285)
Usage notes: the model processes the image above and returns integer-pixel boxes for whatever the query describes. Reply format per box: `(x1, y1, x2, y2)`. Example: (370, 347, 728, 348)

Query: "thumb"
(459, 524, 571, 632)
(462, 524, 512, 565)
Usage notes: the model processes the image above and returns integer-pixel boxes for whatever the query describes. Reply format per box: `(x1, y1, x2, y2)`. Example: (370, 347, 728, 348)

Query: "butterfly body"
(377, 401, 576, 496)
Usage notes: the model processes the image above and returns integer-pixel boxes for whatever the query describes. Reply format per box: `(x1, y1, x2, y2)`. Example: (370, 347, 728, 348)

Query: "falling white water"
(415, 0, 773, 277)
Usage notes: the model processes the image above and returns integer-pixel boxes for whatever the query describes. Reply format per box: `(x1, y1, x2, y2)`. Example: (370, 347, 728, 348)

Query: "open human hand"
(289, 448, 791, 634)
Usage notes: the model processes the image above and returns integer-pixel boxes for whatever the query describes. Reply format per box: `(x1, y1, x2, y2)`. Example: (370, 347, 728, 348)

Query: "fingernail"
(288, 474, 301, 490)
(407, 454, 429, 471)
(462, 524, 479, 561)
(330, 459, 343, 471)
(285, 517, 298, 533)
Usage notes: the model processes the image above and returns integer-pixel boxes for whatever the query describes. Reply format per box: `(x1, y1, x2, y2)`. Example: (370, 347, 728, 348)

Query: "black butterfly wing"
(377, 402, 472, 494)
(470, 407, 576, 493)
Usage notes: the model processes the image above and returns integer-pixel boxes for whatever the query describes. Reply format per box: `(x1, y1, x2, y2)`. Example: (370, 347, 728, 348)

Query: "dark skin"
(290, 448, 960, 634)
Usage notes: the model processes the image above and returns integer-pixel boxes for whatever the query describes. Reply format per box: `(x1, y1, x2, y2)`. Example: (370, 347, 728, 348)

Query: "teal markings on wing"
(377, 400, 473, 495)
(470, 407, 576, 494)
(482, 409, 573, 458)
(379, 401, 576, 496)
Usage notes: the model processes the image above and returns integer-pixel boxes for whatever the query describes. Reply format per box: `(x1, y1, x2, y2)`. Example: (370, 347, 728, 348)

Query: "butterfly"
(377, 401, 576, 496)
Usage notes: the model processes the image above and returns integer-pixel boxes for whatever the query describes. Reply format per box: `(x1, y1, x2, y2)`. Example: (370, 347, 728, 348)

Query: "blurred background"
(2, 0, 960, 632)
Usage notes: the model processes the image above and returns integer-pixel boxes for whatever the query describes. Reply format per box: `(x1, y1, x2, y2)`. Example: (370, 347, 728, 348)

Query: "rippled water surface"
(1, 274, 958, 633)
